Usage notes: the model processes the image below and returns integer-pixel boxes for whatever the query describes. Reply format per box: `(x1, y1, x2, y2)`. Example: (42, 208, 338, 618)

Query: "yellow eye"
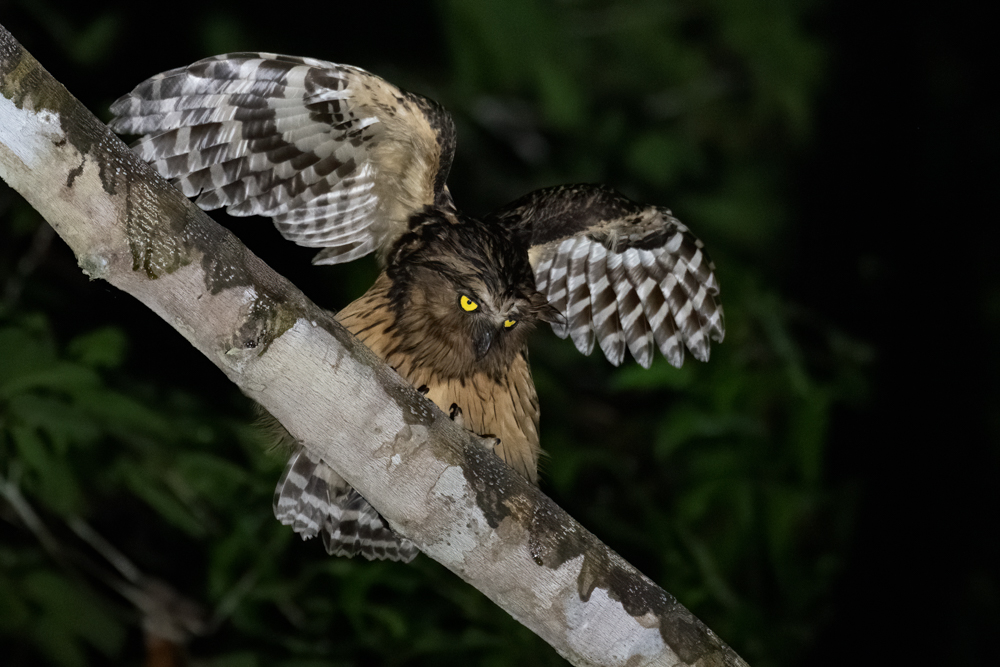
(460, 295, 478, 312)
(504, 319, 517, 329)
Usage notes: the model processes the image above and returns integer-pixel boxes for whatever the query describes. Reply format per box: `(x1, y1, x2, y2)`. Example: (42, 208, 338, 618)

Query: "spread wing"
(492, 184, 724, 369)
(109, 52, 455, 265)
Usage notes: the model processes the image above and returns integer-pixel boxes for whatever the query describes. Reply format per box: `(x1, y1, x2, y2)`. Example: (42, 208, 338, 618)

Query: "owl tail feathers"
(273, 449, 419, 563)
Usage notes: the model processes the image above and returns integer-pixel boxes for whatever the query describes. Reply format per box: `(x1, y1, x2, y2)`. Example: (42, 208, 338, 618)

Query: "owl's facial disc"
(457, 291, 522, 360)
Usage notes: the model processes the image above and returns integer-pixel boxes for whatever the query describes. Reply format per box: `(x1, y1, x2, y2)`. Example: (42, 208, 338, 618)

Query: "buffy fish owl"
(110, 53, 725, 563)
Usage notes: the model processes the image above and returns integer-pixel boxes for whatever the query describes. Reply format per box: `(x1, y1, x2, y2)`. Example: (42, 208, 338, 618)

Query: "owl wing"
(274, 448, 418, 562)
(109, 52, 455, 265)
(492, 184, 724, 369)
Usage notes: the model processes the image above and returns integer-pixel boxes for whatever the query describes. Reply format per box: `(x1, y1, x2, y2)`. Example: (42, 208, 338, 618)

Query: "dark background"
(1, 1, 996, 666)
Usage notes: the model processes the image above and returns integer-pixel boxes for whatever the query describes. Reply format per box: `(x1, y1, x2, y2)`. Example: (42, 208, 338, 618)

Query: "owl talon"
(477, 434, 501, 451)
(447, 403, 468, 428)
(417, 385, 429, 395)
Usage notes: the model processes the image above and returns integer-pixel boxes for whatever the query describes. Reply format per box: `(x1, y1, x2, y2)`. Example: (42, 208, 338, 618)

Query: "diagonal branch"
(0, 23, 748, 667)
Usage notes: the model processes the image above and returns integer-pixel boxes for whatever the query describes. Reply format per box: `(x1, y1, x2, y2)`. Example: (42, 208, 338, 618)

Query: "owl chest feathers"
(336, 271, 543, 483)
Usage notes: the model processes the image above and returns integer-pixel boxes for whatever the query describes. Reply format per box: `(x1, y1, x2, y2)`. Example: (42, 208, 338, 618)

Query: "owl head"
(387, 213, 558, 377)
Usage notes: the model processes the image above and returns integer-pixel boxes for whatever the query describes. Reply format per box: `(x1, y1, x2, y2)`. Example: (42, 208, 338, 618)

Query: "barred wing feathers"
(109, 53, 455, 265)
(494, 184, 724, 369)
(274, 448, 418, 562)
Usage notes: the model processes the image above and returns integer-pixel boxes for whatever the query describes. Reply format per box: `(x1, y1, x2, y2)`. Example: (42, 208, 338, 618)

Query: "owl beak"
(473, 327, 494, 360)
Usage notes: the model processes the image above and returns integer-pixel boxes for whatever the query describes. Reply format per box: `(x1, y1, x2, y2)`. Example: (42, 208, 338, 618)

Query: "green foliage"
(16, 2, 121, 66)
(0, 567, 126, 666)
(0, 1, 863, 666)
(0, 306, 573, 665)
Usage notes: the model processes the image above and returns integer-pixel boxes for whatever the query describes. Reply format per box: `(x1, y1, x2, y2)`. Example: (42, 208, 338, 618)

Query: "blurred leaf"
(676, 522, 741, 609)
(10, 424, 52, 479)
(66, 326, 127, 369)
(0, 569, 32, 631)
(73, 389, 173, 440)
(7, 203, 45, 236)
(9, 423, 85, 515)
(21, 570, 126, 665)
(116, 459, 208, 537)
(610, 355, 695, 391)
(0, 362, 101, 401)
(683, 168, 787, 253)
(174, 452, 254, 505)
(626, 130, 701, 187)
(7, 394, 101, 450)
(199, 13, 254, 55)
(65, 14, 121, 66)
(787, 391, 829, 485)
(716, 0, 825, 140)
(0, 325, 56, 390)
(200, 652, 260, 667)
(535, 58, 586, 130)
(654, 408, 762, 460)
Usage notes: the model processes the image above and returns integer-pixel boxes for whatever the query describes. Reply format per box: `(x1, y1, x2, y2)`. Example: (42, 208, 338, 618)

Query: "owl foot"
(448, 403, 467, 428)
(477, 434, 502, 453)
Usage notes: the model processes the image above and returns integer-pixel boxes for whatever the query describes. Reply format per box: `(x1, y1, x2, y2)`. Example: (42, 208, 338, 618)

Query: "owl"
(110, 53, 724, 563)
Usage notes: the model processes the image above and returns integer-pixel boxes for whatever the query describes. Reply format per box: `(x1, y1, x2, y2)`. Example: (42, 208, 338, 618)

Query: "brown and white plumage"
(273, 448, 418, 561)
(110, 53, 724, 563)
(493, 184, 724, 369)
(110, 53, 454, 265)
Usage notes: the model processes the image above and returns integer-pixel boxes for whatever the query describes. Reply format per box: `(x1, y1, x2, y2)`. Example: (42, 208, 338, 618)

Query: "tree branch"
(0, 23, 748, 667)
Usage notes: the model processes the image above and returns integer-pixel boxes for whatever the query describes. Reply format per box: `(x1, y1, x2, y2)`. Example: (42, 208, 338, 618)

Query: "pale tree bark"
(0, 24, 749, 667)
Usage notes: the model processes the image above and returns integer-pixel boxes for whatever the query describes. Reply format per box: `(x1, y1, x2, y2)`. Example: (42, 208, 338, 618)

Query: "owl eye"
(460, 295, 479, 312)
(504, 319, 517, 329)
